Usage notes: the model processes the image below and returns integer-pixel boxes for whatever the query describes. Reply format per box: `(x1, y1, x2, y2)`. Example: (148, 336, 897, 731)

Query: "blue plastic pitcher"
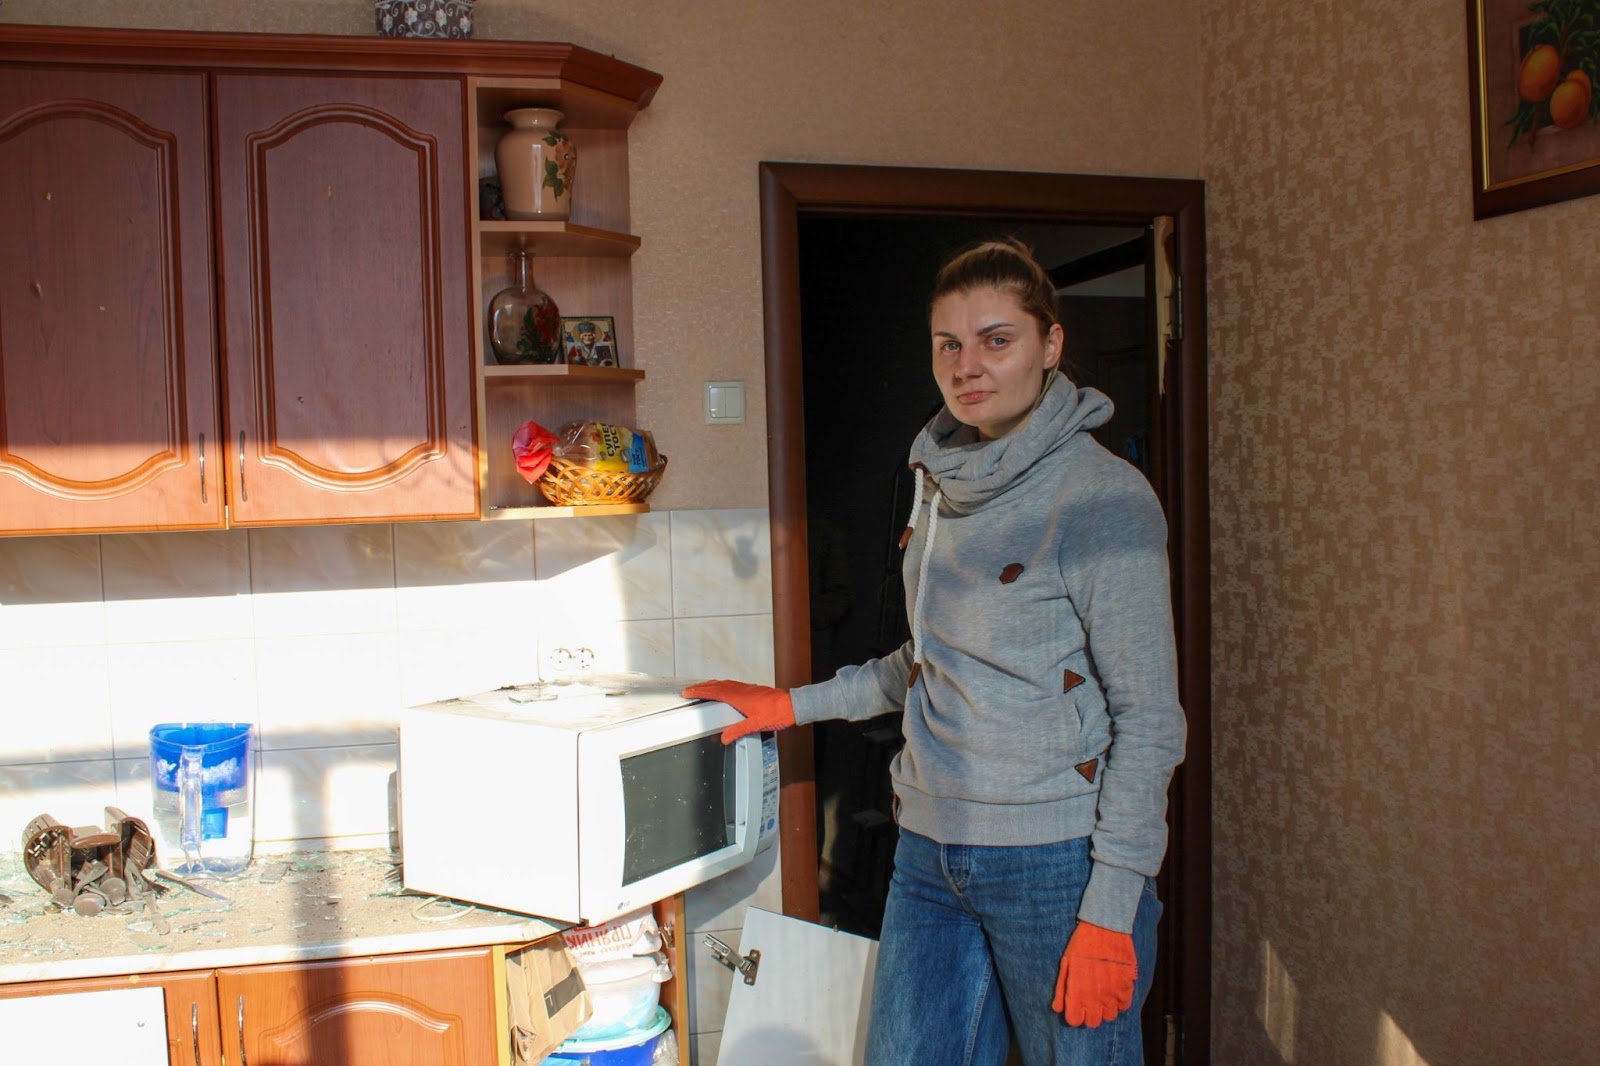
(148, 723, 256, 878)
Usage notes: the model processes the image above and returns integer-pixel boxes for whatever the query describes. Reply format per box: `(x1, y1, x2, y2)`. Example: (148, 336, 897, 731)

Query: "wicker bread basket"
(537, 454, 668, 506)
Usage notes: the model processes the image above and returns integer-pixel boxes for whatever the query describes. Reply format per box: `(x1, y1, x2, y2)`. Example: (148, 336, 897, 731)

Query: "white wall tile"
(536, 512, 674, 621)
(249, 525, 397, 637)
(0, 760, 118, 839)
(253, 744, 397, 843)
(538, 619, 676, 680)
(692, 1032, 721, 1066)
(0, 645, 113, 765)
(674, 615, 775, 685)
(102, 530, 252, 643)
(114, 745, 398, 848)
(106, 640, 258, 753)
(687, 845, 783, 932)
(394, 520, 536, 631)
(397, 625, 540, 706)
(670, 509, 772, 618)
(254, 633, 401, 749)
(689, 925, 742, 1036)
(0, 535, 104, 649)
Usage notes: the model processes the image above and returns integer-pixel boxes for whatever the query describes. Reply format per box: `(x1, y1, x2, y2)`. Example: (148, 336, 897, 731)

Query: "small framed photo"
(559, 315, 621, 368)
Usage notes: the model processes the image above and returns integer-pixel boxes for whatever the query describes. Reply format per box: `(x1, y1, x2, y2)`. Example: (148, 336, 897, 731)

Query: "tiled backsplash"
(0, 509, 776, 850)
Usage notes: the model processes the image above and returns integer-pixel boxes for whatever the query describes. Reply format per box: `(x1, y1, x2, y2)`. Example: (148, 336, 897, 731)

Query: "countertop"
(0, 849, 564, 985)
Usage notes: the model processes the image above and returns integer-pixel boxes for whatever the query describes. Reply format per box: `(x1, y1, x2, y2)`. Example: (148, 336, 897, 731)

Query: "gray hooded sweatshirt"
(790, 373, 1186, 934)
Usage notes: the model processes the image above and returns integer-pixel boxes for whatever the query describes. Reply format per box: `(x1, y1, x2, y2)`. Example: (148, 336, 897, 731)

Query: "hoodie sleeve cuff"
(790, 681, 841, 726)
(1076, 860, 1146, 934)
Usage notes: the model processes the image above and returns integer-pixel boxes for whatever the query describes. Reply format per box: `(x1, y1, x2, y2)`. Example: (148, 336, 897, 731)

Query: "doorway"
(759, 163, 1212, 1064)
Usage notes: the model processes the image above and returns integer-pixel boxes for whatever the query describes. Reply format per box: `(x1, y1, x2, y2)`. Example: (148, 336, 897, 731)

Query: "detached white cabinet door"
(0, 986, 169, 1064)
(716, 907, 879, 1066)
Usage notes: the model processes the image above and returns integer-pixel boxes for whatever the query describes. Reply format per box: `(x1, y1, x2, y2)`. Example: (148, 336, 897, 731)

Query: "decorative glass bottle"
(487, 250, 562, 365)
(495, 108, 576, 220)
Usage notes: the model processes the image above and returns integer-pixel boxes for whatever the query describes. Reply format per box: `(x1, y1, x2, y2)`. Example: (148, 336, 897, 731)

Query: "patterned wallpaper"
(1203, 1, 1599, 1063)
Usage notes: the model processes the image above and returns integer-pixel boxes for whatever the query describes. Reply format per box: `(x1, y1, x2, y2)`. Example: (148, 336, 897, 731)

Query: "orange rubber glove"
(1052, 920, 1137, 1028)
(682, 680, 795, 744)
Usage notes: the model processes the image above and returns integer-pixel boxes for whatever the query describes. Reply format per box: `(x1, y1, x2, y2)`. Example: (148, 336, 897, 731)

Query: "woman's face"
(930, 285, 1064, 440)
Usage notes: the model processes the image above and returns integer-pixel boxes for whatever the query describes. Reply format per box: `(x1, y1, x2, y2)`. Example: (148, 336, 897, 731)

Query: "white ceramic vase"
(495, 108, 576, 221)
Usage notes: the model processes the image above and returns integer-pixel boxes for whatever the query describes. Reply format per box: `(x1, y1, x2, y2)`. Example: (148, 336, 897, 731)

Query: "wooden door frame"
(758, 161, 1212, 1062)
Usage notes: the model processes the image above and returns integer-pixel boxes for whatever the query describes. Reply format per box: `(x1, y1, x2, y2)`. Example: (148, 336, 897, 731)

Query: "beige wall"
(0, 0, 1206, 511)
(1203, 1, 1598, 1063)
(24, 2, 1590, 1062)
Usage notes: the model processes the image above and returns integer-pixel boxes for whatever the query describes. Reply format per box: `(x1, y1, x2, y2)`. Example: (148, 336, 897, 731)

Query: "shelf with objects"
(467, 72, 663, 521)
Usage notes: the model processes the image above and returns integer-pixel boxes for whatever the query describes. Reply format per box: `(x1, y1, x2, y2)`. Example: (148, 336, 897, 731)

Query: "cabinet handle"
(237, 431, 248, 503)
(191, 1002, 202, 1066)
(198, 433, 207, 504)
(237, 994, 249, 1066)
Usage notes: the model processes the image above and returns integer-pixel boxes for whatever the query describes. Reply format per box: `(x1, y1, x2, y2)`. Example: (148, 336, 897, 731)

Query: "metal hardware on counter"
(703, 933, 760, 986)
(23, 808, 158, 917)
(238, 431, 248, 502)
(199, 431, 207, 503)
(156, 868, 231, 902)
(191, 1003, 202, 1066)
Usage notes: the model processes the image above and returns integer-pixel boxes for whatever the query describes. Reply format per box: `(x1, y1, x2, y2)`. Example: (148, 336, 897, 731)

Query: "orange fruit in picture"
(1518, 44, 1562, 102)
(1549, 78, 1592, 129)
(1568, 69, 1592, 94)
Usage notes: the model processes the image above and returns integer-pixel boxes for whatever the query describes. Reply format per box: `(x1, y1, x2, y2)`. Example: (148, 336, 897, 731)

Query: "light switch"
(705, 380, 746, 424)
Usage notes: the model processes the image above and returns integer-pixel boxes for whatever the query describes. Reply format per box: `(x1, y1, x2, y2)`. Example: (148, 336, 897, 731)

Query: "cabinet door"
(218, 948, 498, 1066)
(0, 969, 223, 1066)
(0, 68, 223, 534)
(213, 74, 477, 526)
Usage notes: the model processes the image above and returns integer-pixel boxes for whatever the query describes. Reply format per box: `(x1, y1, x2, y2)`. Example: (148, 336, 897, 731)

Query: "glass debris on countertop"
(0, 848, 560, 970)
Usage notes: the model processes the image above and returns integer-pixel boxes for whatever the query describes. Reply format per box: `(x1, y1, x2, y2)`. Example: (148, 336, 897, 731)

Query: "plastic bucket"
(543, 1006, 671, 1065)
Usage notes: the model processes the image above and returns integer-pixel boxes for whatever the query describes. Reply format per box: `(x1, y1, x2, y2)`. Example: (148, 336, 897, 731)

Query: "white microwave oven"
(398, 675, 775, 925)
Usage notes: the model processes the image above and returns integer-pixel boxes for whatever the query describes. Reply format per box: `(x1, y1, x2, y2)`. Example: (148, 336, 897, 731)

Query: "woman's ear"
(1043, 322, 1065, 370)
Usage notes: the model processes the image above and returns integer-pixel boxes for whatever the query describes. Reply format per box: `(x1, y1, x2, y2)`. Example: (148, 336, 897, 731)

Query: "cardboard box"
(506, 933, 592, 1062)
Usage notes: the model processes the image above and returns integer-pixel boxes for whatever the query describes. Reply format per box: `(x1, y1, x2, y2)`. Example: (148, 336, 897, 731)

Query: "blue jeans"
(864, 830, 1161, 1066)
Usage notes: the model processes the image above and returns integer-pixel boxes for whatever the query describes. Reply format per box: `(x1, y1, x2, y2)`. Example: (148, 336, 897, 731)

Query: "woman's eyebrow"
(976, 321, 1015, 336)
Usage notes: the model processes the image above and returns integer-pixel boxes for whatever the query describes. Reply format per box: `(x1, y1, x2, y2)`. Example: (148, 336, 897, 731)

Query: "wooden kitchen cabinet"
(219, 948, 498, 1066)
(0, 67, 224, 536)
(0, 64, 476, 535)
(0, 26, 662, 534)
(0, 891, 691, 1066)
(212, 74, 477, 527)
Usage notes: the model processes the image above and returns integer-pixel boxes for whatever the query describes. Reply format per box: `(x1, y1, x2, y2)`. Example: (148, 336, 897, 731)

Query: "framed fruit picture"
(1468, 0, 1600, 218)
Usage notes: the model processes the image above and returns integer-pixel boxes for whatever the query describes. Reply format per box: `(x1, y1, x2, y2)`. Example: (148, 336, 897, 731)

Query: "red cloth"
(1053, 920, 1137, 1028)
(512, 420, 559, 484)
(681, 680, 795, 743)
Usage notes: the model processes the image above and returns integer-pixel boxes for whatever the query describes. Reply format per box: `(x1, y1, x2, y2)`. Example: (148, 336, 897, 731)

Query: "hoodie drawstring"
(901, 466, 940, 688)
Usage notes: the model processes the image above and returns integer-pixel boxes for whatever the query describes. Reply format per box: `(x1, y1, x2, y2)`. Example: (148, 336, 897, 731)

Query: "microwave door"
(577, 702, 762, 924)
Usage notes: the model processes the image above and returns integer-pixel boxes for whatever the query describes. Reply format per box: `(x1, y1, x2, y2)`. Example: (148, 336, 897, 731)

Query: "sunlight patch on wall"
(1258, 939, 1299, 1063)
(1376, 1010, 1432, 1066)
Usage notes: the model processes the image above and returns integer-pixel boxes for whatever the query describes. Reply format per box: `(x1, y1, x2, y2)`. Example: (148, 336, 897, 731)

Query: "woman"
(686, 238, 1185, 1065)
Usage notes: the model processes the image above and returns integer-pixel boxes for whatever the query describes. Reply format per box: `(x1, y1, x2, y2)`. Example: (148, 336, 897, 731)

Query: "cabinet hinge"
(702, 933, 760, 986)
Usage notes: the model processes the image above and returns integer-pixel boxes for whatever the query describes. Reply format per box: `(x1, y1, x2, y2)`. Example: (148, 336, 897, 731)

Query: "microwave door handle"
(735, 733, 764, 854)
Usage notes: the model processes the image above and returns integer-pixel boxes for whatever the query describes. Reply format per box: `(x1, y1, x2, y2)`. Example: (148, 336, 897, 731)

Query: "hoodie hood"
(908, 373, 1114, 512)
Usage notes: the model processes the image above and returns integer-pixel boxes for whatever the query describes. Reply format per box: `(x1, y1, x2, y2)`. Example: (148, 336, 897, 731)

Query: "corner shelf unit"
(466, 67, 660, 519)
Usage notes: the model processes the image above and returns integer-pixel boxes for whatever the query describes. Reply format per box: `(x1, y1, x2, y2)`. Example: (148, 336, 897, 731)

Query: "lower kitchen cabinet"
(0, 968, 223, 1066)
(220, 948, 498, 1066)
(0, 948, 493, 1066)
(0, 894, 691, 1065)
